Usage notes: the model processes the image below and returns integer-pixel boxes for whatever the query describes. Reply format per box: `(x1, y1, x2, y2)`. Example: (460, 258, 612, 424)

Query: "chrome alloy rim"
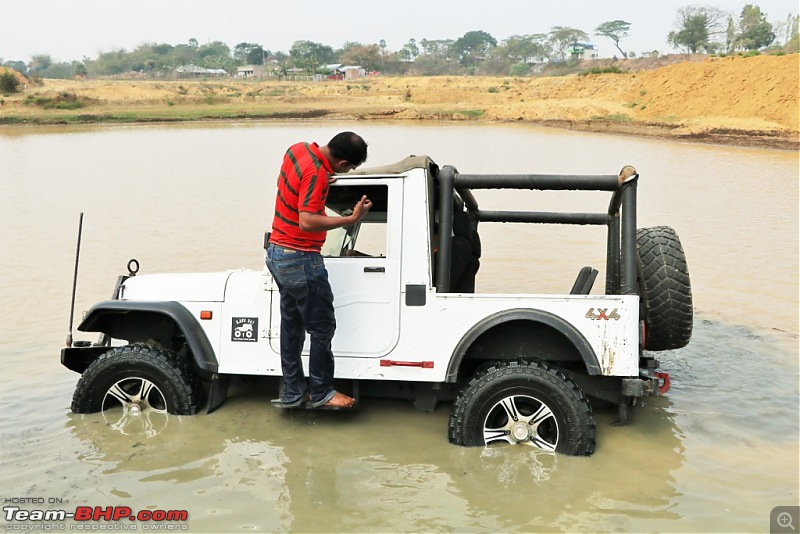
(101, 377, 168, 437)
(102, 377, 167, 414)
(482, 394, 559, 451)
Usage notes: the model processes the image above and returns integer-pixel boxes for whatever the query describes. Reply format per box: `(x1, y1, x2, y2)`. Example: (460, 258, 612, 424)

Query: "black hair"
(328, 131, 368, 166)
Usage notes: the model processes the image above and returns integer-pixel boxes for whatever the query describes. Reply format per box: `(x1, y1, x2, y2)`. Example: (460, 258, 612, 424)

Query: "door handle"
(364, 266, 385, 273)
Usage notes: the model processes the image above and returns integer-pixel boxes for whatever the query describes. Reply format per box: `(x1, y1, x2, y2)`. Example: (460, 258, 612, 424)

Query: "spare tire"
(636, 226, 693, 351)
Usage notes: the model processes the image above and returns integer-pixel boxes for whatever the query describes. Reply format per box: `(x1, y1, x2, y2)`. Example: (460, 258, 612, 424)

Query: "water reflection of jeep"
(60, 156, 692, 456)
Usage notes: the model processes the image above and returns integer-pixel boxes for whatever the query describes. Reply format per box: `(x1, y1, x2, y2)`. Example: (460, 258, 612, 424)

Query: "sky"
(2, 0, 797, 63)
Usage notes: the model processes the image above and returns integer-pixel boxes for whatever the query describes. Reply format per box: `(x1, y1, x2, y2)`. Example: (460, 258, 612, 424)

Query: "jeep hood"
(120, 271, 233, 302)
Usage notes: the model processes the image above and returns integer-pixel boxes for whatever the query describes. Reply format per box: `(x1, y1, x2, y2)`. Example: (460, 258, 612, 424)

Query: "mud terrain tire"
(72, 344, 202, 415)
(636, 226, 693, 351)
(448, 360, 596, 456)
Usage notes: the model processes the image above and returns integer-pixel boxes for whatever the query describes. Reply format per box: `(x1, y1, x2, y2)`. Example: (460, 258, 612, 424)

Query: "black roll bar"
(434, 166, 639, 295)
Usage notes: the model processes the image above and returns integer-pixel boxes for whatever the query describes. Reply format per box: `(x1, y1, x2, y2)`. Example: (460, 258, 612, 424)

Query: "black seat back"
(570, 266, 598, 295)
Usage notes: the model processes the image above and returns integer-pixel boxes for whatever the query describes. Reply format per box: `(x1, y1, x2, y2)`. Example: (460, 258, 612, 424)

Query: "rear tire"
(448, 360, 596, 456)
(71, 344, 202, 415)
(636, 226, 693, 351)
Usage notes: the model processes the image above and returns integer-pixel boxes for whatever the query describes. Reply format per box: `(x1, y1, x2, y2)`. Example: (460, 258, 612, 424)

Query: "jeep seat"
(450, 206, 480, 293)
(570, 266, 598, 295)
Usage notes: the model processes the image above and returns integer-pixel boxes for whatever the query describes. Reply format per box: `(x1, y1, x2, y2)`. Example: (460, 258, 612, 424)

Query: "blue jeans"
(265, 243, 337, 405)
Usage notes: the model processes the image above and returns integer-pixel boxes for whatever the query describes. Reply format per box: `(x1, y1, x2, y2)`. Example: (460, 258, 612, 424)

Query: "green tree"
(419, 39, 453, 59)
(398, 38, 420, 61)
(594, 20, 632, 58)
(548, 26, 588, 62)
(668, 5, 728, 53)
(787, 14, 800, 52)
(738, 4, 775, 50)
(726, 16, 737, 52)
(339, 42, 382, 70)
(0, 68, 20, 93)
(289, 40, 334, 72)
(169, 44, 198, 68)
(85, 49, 130, 75)
(787, 14, 799, 43)
(43, 61, 78, 79)
(2, 60, 27, 75)
(196, 41, 234, 70)
(152, 43, 174, 56)
(500, 34, 551, 63)
(73, 61, 87, 77)
(234, 43, 267, 65)
(28, 54, 53, 75)
(413, 39, 456, 74)
(452, 30, 497, 67)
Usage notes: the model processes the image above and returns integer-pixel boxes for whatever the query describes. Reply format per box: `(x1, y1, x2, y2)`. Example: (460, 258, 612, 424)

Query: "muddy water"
(0, 122, 797, 533)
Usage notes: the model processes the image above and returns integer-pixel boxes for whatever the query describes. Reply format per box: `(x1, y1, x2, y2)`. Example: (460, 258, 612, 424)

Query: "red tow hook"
(654, 371, 671, 395)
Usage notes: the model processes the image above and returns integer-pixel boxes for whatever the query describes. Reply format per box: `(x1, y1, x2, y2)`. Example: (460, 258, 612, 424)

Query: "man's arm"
(298, 195, 373, 233)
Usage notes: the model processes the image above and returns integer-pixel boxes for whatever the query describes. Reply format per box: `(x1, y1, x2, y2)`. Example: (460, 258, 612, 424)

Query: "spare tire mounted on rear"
(636, 226, 693, 351)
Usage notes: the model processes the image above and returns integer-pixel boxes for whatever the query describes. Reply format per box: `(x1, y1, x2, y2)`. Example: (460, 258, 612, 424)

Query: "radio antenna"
(66, 212, 84, 347)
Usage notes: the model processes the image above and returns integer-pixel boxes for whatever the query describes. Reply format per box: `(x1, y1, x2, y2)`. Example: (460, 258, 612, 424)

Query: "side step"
(207, 375, 360, 413)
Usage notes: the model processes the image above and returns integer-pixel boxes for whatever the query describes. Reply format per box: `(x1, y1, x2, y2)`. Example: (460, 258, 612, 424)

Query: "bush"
(26, 92, 87, 109)
(510, 63, 529, 76)
(578, 65, 628, 77)
(0, 68, 20, 93)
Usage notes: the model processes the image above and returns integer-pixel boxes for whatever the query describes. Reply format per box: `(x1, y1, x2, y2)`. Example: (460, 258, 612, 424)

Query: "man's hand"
(352, 195, 373, 221)
(298, 195, 373, 233)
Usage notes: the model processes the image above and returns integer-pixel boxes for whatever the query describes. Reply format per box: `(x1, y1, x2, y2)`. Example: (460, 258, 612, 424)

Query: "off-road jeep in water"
(61, 156, 692, 456)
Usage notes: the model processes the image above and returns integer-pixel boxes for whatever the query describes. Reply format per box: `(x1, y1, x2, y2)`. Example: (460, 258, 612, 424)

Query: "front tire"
(71, 344, 202, 416)
(448, 360, 596, 456)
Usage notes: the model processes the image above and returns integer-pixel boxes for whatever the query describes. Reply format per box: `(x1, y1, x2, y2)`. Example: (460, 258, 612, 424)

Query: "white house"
(570, 43, 600, 60)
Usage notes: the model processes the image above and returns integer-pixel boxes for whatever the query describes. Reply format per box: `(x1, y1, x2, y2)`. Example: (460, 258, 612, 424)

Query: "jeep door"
(267, 179, 402, 358)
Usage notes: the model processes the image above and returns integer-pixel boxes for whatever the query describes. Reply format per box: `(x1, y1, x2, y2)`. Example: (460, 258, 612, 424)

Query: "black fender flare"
(445, 308, 601, 382)
(77, 300, 218, 374)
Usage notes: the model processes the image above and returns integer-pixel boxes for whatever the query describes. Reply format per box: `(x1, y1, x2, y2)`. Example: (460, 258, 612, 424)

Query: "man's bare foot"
(323, 391, 355, 409)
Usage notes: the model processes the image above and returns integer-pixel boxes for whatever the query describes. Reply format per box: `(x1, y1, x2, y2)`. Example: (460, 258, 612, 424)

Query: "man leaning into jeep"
(265, 132, 372, 410)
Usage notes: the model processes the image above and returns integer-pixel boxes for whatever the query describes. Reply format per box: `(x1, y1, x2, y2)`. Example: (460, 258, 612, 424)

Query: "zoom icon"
(772, 506, 799, 533)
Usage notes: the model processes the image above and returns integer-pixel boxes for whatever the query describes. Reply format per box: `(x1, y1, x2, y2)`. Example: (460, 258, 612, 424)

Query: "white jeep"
(61, 156, 692, 456)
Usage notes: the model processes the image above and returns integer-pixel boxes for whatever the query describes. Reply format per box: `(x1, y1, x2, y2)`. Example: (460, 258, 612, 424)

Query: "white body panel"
(122, 272, 230, 302)
(118, 166, 642, 382)
(195, 266, 638, 379)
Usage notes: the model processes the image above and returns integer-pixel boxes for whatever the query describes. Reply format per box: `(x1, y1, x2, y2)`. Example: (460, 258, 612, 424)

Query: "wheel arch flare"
(445, 308, 601, 382)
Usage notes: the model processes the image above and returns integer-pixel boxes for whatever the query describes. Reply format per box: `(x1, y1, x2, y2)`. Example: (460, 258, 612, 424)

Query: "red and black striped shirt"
(269, 142, 333, 252)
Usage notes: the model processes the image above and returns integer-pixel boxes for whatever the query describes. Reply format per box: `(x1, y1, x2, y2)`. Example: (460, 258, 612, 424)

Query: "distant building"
(320, 64, 367, 80)
(570, 43, 600, 60)
(176, 65, 227, 77)
(340, 65, 366, 79)
(237, 65, 265, 78)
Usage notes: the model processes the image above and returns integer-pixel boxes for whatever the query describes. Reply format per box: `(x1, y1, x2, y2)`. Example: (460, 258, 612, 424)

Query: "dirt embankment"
(1, 54, 797, 149)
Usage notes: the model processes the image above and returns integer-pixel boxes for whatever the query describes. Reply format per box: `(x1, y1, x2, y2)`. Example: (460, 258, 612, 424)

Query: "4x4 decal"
(585, 308, 621, 321)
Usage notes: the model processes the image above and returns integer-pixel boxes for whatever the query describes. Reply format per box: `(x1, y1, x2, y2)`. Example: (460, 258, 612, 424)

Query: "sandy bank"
(1, 54, 797, 150)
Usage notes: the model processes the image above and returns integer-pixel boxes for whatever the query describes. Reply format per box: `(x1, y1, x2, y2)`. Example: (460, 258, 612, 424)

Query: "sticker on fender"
(585, 308, 621, 320)
(231, 317, 258, 342)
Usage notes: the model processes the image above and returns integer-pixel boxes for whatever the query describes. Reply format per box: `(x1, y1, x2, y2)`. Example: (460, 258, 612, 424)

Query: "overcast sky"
(2, 0, 797, 63)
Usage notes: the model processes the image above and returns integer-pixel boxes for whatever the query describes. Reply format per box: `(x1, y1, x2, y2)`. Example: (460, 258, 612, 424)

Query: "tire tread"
(448, 359, 596, 456)
(71, 343, 202, 415)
